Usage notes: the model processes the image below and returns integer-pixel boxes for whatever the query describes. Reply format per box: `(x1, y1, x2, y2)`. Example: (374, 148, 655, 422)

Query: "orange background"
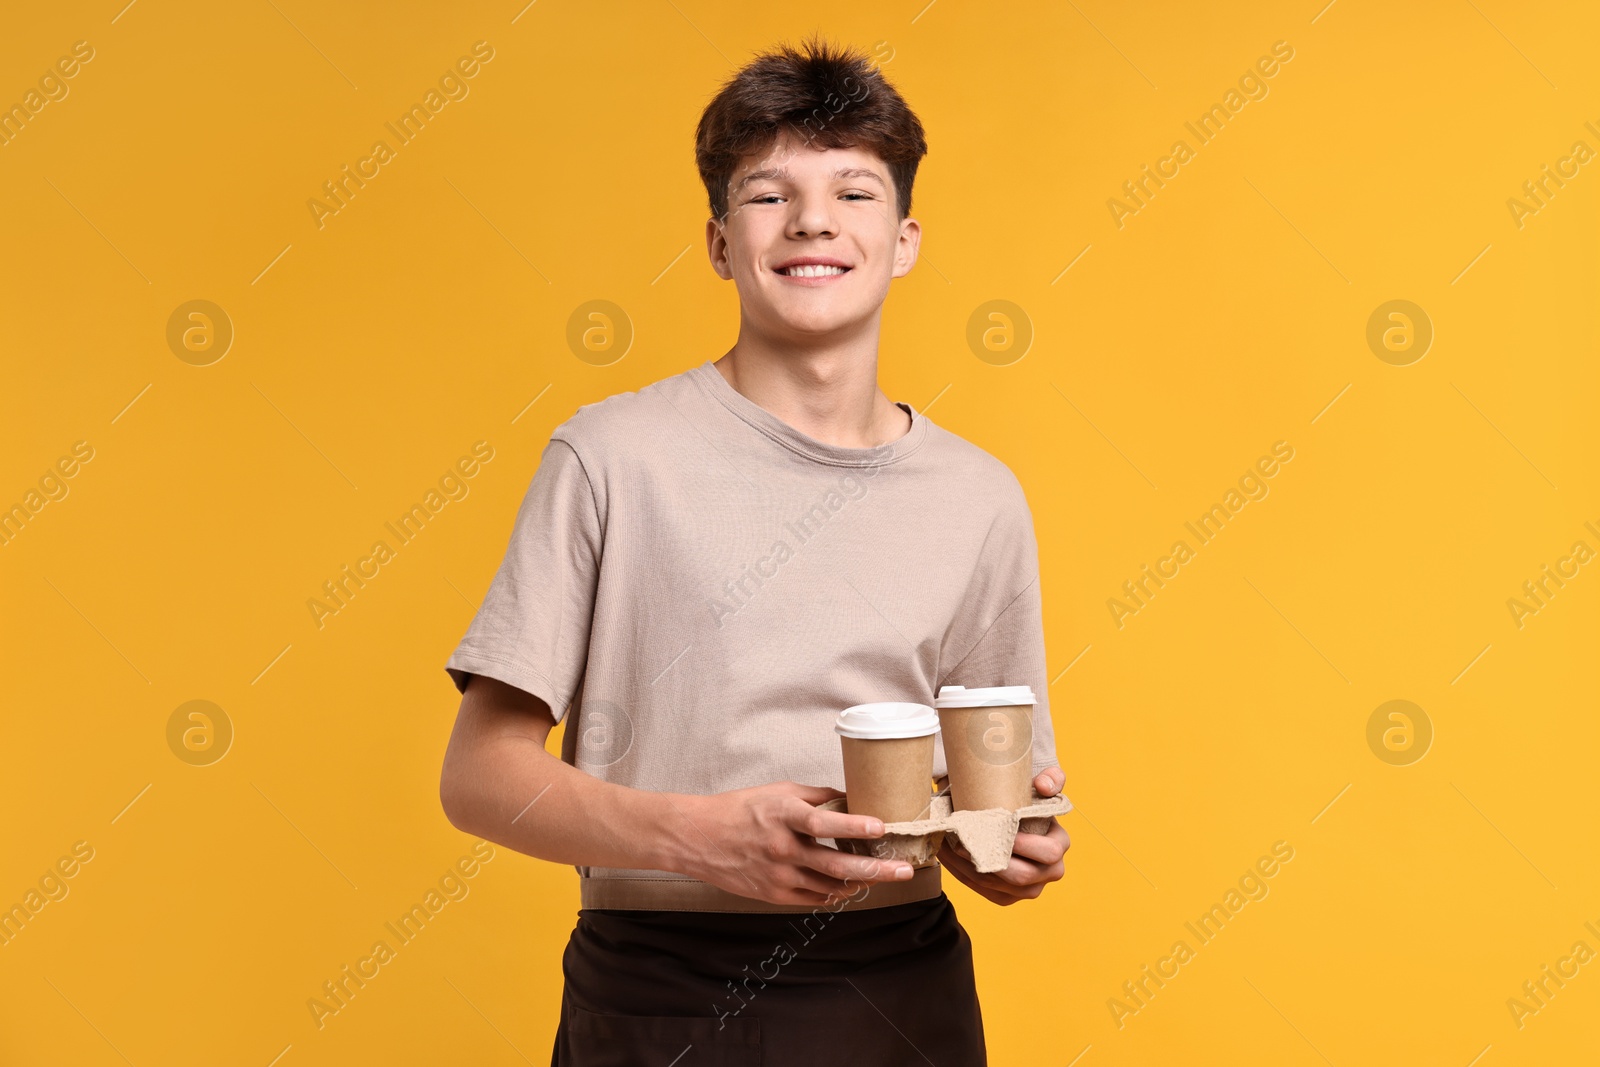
(2, 1, 1596, 1064)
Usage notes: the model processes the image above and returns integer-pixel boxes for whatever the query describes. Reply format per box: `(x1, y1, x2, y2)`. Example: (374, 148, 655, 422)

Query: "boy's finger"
(1011, 829, 1065, 865)
(797, 804, 886, 840)
(939, 840, 972, 870)
(805, 842, 914, 883)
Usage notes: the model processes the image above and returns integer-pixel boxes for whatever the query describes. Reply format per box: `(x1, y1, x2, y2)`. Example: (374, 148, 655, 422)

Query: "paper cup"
(835, 703, 939, 824)
(935, 685, 1036, 812)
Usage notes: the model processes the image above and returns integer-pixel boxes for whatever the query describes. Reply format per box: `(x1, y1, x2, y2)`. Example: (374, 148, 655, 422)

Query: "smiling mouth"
(776, 264, 851, 278)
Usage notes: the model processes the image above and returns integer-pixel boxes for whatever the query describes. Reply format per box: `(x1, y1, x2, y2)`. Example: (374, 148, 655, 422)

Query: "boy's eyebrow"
(734, 165, 887, 191)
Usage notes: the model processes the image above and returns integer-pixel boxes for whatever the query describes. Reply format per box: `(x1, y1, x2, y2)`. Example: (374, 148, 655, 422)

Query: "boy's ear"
(892, 216, 921, 279)
(705, 215, 734, 280)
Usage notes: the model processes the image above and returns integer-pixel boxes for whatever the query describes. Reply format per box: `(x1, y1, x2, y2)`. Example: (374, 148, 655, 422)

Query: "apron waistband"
(578, 864, 943, 913)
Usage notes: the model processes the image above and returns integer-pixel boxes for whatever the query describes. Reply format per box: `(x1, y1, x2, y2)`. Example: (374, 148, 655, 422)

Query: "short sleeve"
(939, 491, 1061, 776)
(444, 437, 601, 723)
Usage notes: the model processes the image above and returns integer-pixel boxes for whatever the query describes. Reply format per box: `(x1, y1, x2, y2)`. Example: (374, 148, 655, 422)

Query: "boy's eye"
(751, 191, 873, 204)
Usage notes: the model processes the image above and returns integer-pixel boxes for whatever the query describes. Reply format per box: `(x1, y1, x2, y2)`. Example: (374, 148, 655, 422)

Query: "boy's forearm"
(444, 734, 688, 874)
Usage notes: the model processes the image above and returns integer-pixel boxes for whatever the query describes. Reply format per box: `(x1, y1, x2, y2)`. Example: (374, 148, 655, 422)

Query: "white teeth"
(781, 264, 847, 277)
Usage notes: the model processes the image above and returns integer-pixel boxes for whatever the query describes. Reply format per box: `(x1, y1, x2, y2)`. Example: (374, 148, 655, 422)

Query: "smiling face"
(707, 129, 920, 342)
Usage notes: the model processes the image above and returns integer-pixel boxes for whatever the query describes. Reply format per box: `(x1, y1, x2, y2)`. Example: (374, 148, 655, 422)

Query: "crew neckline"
(689, 360, 928, 468)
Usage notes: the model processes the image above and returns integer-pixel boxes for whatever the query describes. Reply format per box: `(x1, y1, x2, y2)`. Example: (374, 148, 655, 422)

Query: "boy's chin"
(756, 305, 867, 338)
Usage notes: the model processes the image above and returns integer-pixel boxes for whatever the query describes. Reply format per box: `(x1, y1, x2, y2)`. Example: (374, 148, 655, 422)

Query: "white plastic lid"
(834, 702, 940, 739)
(935, 685, 1037, 708)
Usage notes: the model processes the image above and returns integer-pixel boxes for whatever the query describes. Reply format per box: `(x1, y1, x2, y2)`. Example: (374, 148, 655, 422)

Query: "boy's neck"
(712, 336, 913, 450)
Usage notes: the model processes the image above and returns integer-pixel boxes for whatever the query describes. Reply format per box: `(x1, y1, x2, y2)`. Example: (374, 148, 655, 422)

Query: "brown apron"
(550, 891, 987, 1065)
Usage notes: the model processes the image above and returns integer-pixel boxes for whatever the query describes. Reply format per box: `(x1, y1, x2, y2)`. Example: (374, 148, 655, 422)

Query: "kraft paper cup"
(935, 685, 1036, 812)
(834, 703, 939, 825)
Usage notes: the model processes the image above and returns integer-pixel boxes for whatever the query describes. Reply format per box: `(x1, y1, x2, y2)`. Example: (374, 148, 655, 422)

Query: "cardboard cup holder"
(820, 785, 1073, 874)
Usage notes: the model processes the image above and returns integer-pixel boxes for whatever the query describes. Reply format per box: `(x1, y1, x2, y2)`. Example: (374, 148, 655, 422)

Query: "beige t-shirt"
(445, 360, 1060, 888)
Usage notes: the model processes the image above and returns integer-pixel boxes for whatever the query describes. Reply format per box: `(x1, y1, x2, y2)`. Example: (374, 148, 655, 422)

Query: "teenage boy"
(439, 35, 1069, 1065)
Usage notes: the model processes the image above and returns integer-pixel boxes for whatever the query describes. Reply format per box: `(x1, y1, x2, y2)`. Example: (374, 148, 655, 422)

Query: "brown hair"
(695, 34, 928, 223)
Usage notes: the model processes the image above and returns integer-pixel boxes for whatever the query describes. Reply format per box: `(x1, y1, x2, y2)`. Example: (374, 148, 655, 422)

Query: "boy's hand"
(937, 767, 1070, 906)
(669, 781, 917, 908)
